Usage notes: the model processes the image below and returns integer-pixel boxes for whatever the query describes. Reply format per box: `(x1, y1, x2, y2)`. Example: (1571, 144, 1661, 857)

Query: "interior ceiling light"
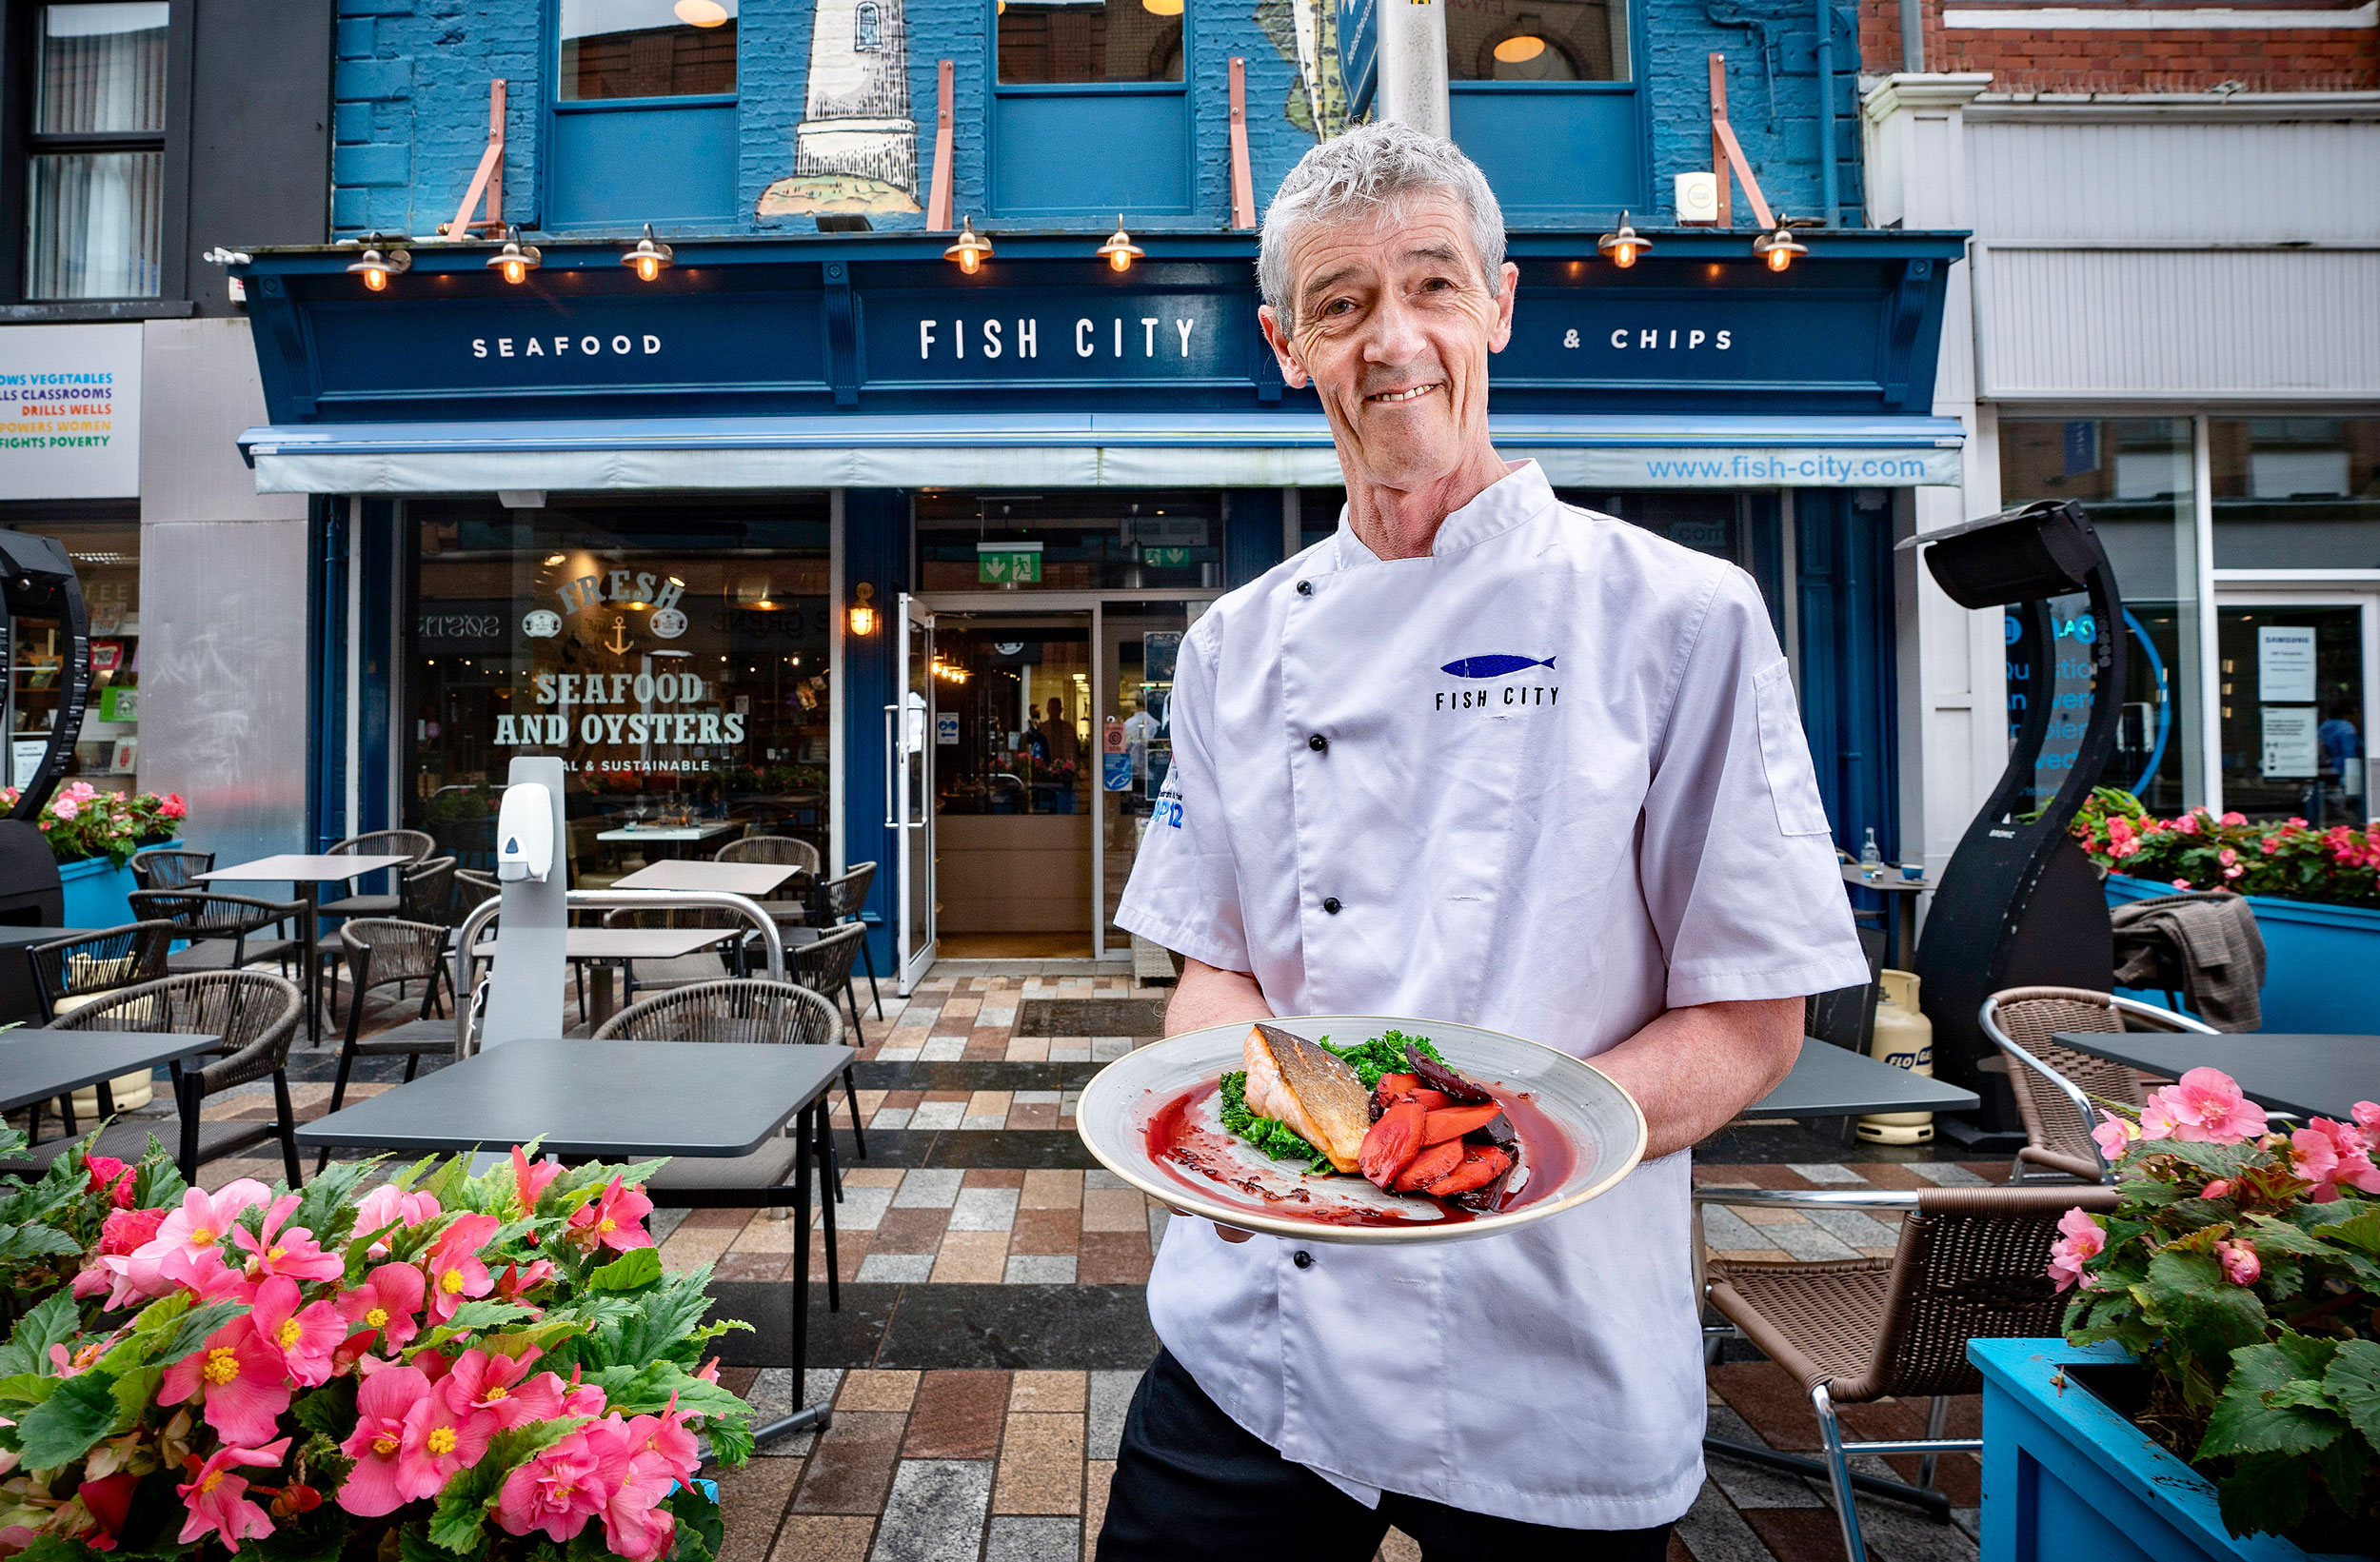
(1143, 0, 1183, 13)
(1096, 216, 1144, 272)
(1494, 26, 1547, 63)
(673, 0, 731, 26)
(487, 227, 542, 284)
(622, 224, 674, 281)
(1596, 211, 1648, 268)
(1754, 219, 1809, 273)
(944, 215, 992, 275)
(347, 236, 410, 291)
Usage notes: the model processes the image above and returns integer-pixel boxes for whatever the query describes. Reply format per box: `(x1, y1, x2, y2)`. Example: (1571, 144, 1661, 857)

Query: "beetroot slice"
(1402, 1042, 1493, 1105)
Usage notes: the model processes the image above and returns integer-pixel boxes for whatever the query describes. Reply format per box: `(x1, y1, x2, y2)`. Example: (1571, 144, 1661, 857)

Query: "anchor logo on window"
(605, 620, 631, 655)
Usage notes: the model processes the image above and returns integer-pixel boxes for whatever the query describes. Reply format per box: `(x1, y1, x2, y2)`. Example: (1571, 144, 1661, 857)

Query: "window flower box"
(2105, 872, 2380, 1033)
(59, 836, 181, 928)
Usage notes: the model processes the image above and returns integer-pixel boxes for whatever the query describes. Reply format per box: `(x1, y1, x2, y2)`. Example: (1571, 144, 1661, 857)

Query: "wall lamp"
(347, 236, 411, 291)
(1597, 212, 1648, 268)
(487, 226, 542, 284)
(848, 583, 880, 638)
(623, 225, 674, 281)
(1754, 219, 1808, 273)
(1097, 217, 1144, 272)
(944, 216, 992, 275)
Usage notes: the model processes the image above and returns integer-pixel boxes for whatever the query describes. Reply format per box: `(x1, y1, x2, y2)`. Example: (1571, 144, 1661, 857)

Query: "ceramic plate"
(1074, 1015, 1647, 1245)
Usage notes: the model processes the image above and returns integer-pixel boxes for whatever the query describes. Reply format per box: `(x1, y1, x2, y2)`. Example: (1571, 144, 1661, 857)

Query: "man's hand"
(1586, 997, 1803, 1160)
(1162, 959, 1275, 1242)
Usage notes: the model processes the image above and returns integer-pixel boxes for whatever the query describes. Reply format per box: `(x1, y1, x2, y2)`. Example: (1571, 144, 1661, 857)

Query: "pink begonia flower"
(445, 1348, 565, 1431)
(50, 798, 78, 821)
(249, 1275, 347, 1388)
(336, 1365, 433, 1517)
(2201, 1179, 2232, 1200)
(513, 1146, 564, 1216)
(496, 1426, 612, 1542)
(78, 1469, 139, 1551)
(2224, 865, 2245, 881)
(176, 1438, 288, 1553)
(2292, 1117, 2380, 1201)
(585, 1415, 680, 1562)
(495, 1258, 557, 1304)
(159, 1315, 292, 1447)
(2142, 1068, 2267, 1144)
(629, 1396, 702, 1485)
(338, 1263, 426, 1354)
(398, 1380, 496, 1497)
(161, 794, 187, 819)
(2047, 1206, 2105, 1293)
(73, 1205, 173, 1309)
(2216, 1238, 2261, 1286)
(351, 1184, 443, 1256)
(566, 1178, 655, 1254)
(559, 1367, 607, 1418)
(2260, 836, 2283, 856)
(2217, 847, 2238, 866)
(147, 1179, 271, 1291)
(2092, 1110, 2140, 1164)
(233, 1195, 345, 1283)
(2173, 813, 2200, 835)
(83, 1157, 133, 1208)
(424, 1214, 500, 1322)
(2171, 879, 2192, 891)
(2354, 1100, 2380, 1134)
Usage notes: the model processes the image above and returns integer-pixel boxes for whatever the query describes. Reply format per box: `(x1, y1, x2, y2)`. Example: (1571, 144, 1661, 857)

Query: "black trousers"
(1095, 1351, 1675, 1562)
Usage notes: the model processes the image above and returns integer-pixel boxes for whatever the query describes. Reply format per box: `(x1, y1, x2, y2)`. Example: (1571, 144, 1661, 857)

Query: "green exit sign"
(1142, 547, 1191, 568)
(978, 542, 1043, 583)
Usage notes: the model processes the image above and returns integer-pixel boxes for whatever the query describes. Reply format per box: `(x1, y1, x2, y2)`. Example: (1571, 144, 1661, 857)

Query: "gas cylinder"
(1857, 969, 1935, 1145)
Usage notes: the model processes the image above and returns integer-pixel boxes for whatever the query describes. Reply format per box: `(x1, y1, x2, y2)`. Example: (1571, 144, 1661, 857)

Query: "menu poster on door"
(2257, 626, 2317, 704)
(0, 324, 141, 499)
(2262, 705, 2319, 779)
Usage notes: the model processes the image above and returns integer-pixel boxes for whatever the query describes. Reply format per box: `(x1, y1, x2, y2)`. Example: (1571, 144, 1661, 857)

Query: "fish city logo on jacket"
(1436, 654, 1560, 711)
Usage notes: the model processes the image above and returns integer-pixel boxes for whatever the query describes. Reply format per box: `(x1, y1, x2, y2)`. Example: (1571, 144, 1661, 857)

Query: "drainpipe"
(1815, 0, 1840, 227)
(1378, 0, 1451, 138)
(1900, 0, 1925, 69)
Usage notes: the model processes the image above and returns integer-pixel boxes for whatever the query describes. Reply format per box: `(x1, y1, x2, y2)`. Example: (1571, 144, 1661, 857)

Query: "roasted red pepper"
(1392, 1138, 1466, 1192)
(1359, 1098, 1428, 1188)
(1419, 1103, 1503, 1145)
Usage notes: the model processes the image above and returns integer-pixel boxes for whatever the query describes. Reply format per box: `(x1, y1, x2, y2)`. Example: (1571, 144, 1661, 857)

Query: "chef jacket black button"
(1293, 1250, 1314, 1269)
(1323, 897, 1342, 915)
(1308, 734, 1327, 753)
(1296, 580, 1313, 596)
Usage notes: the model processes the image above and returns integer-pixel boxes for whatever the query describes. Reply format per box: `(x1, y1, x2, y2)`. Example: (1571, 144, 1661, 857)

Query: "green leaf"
(160, 1298, 251, 1366)
(0, 1224, 87, 1263)
(2322, 1337, 2380, 1453)
(426, 1420, 585, 1552)
(109, 1364, 161, 1427)
(2313, 1431, 2365, 1514)
(2199, 1335, 2347, 1460)
(2310, 1204, 2380, 1255)
(15, 1371, 123, 1470)
(588, 1247, 664, 1293)
(294, 1379, 358, 1441)
(2239, 1213, 2330, 1256)
(2214, 1453, 2311, 1541)
(410, 1300, 534, 1356)
(2142, 1251, 2268, 1364)
(129, 1149, 187, 1211)
(0, 1373, 56, 1407)
(287, 1157, 381, 1250)
(0, 1295, 85, 1377)
(397, 1520, 450, 1562)
(666, 1483, 724, 1562)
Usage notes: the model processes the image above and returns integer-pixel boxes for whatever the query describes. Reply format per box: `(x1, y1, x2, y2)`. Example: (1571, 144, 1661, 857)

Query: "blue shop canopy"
(238, 411, 1963, 492)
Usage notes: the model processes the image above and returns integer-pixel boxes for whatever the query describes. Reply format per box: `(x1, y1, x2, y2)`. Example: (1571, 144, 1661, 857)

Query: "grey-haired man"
(1095, 124, 1865, 1558)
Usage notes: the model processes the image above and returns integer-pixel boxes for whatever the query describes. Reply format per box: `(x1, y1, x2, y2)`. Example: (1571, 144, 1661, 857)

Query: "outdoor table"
(596, 821, 742, 864)
(611, 860, 801, 897)
(468, 927, 741, 1024)
(2053, 1030, 2375, 1122)
(197, 855, 412, 1042)
(1840, 862, 1934, 970)
(1743, 1037, 1980, 1118)
(295, 1036, 854, 1444)
(0, 927, 95, 1024)
(0, 1028, 226, 1173)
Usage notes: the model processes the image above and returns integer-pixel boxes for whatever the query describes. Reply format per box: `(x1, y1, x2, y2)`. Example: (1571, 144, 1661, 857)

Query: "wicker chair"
(788, 922, 869, 1157)
(717, 835, 819, 928)
(129, 888, 304, 977)
(1979, 986, 2219, 1183)
(1699, 1183, 2121, 1562)
(315, 829, 437, 918)
(129, 848, 213, 891)
(317, 919, 474, 1172)
(20, 921, 177, 1138)
(795, 861, 879, 1019)
(592, 979, 844, 1307)
(28, 971, 306, 1183)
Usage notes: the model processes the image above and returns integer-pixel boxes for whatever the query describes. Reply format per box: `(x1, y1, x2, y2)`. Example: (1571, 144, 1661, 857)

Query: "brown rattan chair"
(129, 888, 304, 977)
(717, 835, 819, 929)
(787, 922, 869, 1157)
(317, 919, 477, 1172)
(1979, 985, 2219, 1183)
(26, 971, 305, 1183)
(129, 848, 213, 891)
(316, 829, 438, 918)
(1697, 1183, 2120, 1562)
(20, 920, 177, 1139)
(592, 979, 844, 1306)
(796, 861, 879, 1019)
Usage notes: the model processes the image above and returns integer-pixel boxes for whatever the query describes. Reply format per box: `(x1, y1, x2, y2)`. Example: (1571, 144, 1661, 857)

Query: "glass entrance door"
(2215, 597, 2376, 824)
(1098, 602, 1195, 957)
(893, 595, 937, 992)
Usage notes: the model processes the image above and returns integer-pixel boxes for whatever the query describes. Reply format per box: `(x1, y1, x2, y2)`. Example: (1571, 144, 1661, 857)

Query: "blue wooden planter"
(1969, 1337, 2334, 1562)
(2106, 873, 2380, 1034)
(56, 840, 181, 929)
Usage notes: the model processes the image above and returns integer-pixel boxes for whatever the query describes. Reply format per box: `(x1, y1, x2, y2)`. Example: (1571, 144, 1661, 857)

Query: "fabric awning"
(238, 412, 1965, 493)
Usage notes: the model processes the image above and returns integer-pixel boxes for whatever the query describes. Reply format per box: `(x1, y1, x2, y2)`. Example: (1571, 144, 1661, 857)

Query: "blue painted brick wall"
(332, 0, 1861, 240)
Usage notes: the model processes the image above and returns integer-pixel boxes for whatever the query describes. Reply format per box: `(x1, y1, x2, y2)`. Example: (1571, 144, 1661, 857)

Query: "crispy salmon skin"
(1240, 1022, 1373, 1173)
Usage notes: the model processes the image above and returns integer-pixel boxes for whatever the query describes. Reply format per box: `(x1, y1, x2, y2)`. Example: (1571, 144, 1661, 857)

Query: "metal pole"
(1377, 0, 1449, 138)
(1900, 0, 1925, 71)
(1816, 0, 1841, 227)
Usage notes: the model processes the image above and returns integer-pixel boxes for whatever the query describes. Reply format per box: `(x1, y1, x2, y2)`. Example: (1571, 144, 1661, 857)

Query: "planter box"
(57, 840, 181, 930)
(1969, 1337, 2347, 1562)
(2106, 873, 2380, 1034)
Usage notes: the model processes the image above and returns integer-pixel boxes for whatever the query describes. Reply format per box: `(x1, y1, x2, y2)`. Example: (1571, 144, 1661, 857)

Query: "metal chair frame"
(1978, 988, 2220, 1183)
(803, 861, 879, 1018)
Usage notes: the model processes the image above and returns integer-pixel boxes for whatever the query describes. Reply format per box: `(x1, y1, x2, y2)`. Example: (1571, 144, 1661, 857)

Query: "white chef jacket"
(1113, 460, 1868, 1531)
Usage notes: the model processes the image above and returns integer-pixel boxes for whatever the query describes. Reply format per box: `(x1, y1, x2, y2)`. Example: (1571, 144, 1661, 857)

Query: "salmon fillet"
(1240, 1023, 1372, 1173)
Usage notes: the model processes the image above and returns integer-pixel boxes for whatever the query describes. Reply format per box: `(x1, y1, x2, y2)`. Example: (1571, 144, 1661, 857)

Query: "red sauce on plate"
(1139, 1078, 1582, 1228)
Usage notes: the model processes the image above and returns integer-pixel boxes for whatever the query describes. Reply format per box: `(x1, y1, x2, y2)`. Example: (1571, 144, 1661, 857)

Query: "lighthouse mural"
(758, 0, 922, 214)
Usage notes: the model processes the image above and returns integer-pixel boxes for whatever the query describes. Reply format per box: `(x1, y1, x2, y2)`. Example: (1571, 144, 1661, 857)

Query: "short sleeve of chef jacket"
(1645, 567, 1867, 1008)
(1114, 621, 1251, 974)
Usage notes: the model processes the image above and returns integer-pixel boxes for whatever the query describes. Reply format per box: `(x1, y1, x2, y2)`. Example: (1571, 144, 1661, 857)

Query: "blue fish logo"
(1441, 654, 1556, 679)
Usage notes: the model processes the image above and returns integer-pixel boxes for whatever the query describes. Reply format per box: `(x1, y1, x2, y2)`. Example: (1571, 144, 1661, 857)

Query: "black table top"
(0, 1029, 221, 1114)
(1744, 1038, 1982, 1119)
(2053, 1031, 2377, 1122)
(294, 1038, 857, 1158)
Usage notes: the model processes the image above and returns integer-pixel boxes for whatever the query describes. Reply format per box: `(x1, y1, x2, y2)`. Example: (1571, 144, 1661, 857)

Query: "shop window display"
(407, 497, 830, 880)
(4, 521, 139, 794)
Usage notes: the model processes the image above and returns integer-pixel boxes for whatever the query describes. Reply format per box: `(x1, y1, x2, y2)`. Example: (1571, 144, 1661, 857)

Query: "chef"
(1099, 123, 1869, 1560)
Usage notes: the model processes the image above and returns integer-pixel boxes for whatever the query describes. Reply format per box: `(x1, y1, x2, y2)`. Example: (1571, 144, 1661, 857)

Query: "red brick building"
(1861, 0, 2377, 93)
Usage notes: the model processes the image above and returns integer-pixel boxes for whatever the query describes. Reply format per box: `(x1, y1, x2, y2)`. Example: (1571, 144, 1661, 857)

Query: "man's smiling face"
(1259, 191, 1517, 496)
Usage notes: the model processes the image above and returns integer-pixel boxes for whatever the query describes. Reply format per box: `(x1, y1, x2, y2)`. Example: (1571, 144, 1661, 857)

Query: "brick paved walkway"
(170, 965, 2001, 1562)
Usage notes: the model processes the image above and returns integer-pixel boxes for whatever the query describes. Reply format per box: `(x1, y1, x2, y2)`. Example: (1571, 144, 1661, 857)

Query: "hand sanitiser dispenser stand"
(1902, 501, 2127, 1135)
(482, 755, 568, 1049)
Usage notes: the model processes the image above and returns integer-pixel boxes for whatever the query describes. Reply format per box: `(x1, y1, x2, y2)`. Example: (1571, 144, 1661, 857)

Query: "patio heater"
(0, 532, 89, 926)
(1901, 500, 2126, 1134)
